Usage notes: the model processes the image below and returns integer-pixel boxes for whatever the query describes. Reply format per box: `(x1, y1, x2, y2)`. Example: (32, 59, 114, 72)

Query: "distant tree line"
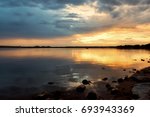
(0, 43, 150, 49)
(117, 43, 150, 49)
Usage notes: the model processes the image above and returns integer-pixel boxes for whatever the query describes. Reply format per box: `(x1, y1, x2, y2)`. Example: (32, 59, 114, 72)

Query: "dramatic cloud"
(0, 0, 149, 45)
(0, 0, 86, 9)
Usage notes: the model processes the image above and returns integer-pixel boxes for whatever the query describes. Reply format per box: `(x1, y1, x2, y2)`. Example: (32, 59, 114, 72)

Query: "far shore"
(0, 43, 150, 49)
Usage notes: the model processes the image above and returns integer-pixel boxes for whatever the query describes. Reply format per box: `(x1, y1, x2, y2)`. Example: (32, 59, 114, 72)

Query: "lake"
(0, 48, 149, 99)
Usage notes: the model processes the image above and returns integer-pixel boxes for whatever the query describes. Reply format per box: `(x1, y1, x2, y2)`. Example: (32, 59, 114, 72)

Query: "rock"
(86, 91, 97, 100)
(132, 83, 150, 99)
(76, 85, 86, 93)
(105, 84, 113, 90)
(124, 76, 129, 81)
(141, 59, 145, 61)
(102, 77, 108, 81)
(123, 69, 126, 71)
(131, 76, 138, 81)
(82, 79, 91, 85)
(111, 88, 119, 95)
(130, 67, 150, 82)
(132, 69, 137, 71)
(118, 78, 124, 83)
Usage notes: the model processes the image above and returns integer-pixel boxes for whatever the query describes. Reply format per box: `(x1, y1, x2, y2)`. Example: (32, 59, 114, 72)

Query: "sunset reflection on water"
(0, 48, 149, 97)
(0, 48, 149, 70)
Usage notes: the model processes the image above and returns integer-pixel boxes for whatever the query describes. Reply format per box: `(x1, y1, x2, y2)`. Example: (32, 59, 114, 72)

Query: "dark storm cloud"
(97, 0, 150, 12)
(0, 7, 74, 39)
(14, 12, 34, 17)
(99, 0, 121, 5)
(98, 0, 150, 6)
(0, 0, 149, 39)
(0, 0, 87, 39)
(0, 0, 86, 9)
(97, 0, 150, 19)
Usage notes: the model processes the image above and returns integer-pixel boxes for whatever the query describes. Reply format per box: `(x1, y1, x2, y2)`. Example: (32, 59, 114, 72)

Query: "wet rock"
(102, 77, 108, 81)
(86, 91, 97, 100)
(123, 69, 126, 71)
(130, 77, 139, 82)
(105, 84, 113, 90)
(136, 77, 150, 82)
(132, 83, 150, 99)
(141, 59, 145, 61)
(118, 78, 124, 83)
(76, 85, 86, 93)
(132, 69, 137, 71)
(82, 79, 91, 85)
(111, 88, 119, 95)
(124, 76, 129, 80)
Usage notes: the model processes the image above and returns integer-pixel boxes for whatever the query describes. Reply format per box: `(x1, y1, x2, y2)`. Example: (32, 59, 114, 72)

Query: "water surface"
(0, 48, 149, 98)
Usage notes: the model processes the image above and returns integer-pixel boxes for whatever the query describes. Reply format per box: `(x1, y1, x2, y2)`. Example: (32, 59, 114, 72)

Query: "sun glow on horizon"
(0, 23, 149, 46)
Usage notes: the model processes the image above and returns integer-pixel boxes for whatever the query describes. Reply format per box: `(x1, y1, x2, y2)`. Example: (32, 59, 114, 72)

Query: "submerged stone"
(102, 77, 108, 81)
(82, 79, 91, 85)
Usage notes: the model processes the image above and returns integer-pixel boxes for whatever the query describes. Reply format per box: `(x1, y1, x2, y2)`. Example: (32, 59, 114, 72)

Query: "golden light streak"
(0, 48, 149, 69)
(72, 23, 150, 46)
(0, 24, 149, 46)
(72, 49, 150, 69)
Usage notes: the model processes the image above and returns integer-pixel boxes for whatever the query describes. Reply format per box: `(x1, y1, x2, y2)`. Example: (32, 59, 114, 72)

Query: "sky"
(0, 0, 149, 46)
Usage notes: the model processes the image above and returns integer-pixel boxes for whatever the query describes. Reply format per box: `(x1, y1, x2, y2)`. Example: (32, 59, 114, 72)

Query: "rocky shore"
(33, 67, 150, 100)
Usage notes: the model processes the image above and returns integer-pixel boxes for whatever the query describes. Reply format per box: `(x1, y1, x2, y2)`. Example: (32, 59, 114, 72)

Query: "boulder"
(86, 91, 97, 100)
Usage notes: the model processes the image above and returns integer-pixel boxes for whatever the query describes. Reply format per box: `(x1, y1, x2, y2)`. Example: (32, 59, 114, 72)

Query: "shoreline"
(32, 67, 150, 100)
(0, 43, 149, 50)
(0, 67, 149, 100)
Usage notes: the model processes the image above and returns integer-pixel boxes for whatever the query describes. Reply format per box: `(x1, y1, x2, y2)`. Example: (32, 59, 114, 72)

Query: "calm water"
(0, 48, 149, 98)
